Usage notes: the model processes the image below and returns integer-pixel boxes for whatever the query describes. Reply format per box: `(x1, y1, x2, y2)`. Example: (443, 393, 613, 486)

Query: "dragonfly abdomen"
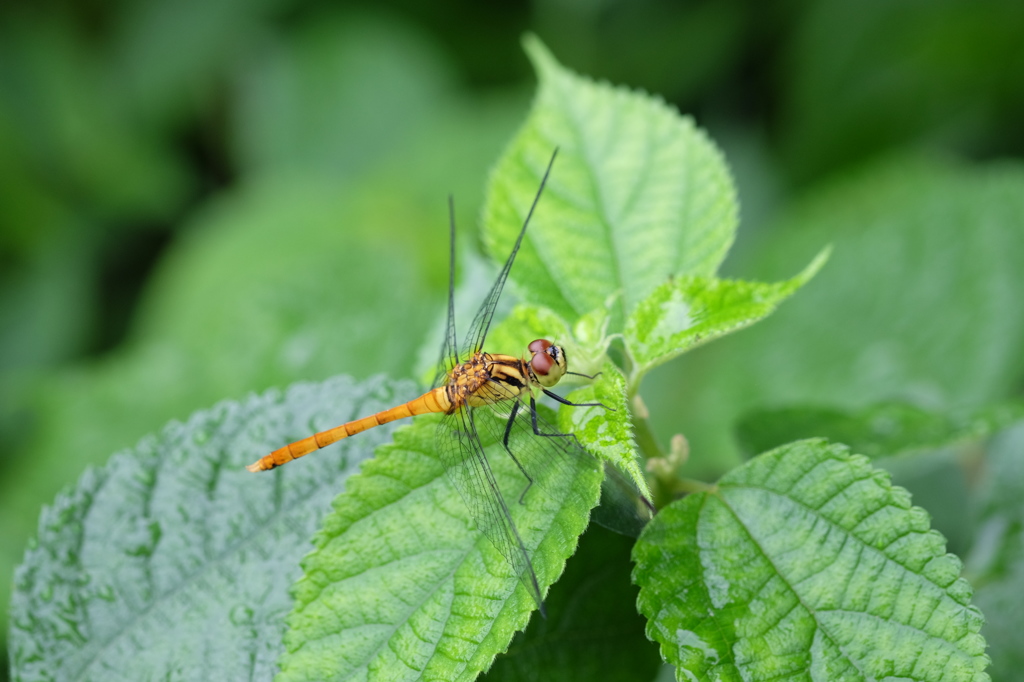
(246, 387, 450, 472)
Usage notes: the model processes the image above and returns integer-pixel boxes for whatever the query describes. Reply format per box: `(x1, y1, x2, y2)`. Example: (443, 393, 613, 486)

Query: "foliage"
(634, 440, 988, 681)
(5, 2, 1024, 681)
(9, 376, 416, 681)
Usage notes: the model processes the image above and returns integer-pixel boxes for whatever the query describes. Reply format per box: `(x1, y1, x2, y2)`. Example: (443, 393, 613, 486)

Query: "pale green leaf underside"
(9, 375, 414, 682)
(625, 247, 829, 384)
(633, 439, 989, 682)
(279, 409, 603, 682)
(483, 35, 738, 326)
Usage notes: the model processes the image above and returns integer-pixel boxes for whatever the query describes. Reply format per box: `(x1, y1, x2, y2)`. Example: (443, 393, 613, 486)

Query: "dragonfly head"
(527, 338, 567, 387)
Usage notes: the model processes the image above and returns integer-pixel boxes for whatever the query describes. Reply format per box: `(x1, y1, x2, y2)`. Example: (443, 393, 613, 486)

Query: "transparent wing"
(592, 462, 655, 538)
(460, 150, 559, 359)
(433, 195, 461, 389)
(479, 380, 652, 540)
(436, 379, 603, 612)
(435, 406, 544, 610)
(473, 380, 595, 507)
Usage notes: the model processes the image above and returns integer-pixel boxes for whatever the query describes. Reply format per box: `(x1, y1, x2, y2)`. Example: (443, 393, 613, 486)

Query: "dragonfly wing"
(475, 381, 649, 536)
(466, 380, 604, 580)
(592, 462, 655, 538)
(436, 406, 544, 610)
(433, 196, 461, 389)
(460, 150, 559, 358)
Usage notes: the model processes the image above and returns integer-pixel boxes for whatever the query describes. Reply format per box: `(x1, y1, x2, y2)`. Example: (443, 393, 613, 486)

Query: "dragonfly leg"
(501, 400, 535, 504)
(565, 370, 602, 380)
(541, 387, 616, 412)
(529, 395, 578, 439)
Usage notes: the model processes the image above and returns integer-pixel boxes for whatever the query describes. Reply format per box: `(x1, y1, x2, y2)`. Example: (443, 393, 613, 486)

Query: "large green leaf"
(652, 158, 1024, 474)
(0, 175, 449, 631)
(781, 0, 1024, 182)
(482, 36, 737, 326)
(633, 439, 989, 681)
(9, 375, 414, 682)
(737, 400, 1024, 460)
(278, 408, 603, 681)
(0, 13, 189, 221)
(230, 11, 454, 176)
(969, 422, 1024, 680)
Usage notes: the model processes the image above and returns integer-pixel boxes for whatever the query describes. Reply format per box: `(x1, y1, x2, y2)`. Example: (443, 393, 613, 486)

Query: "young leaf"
(633, 439, 989, 681)
(625, 247, 828, 386)
(483, 35, 738, 327)
(8, 375, 414, 682)
(736, 399, 1024, 460)
(278, 408, 603, 682)
(560, 362, 652, 505)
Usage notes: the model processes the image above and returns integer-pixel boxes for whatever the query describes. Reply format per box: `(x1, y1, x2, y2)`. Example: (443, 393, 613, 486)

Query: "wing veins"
(461, 149, 559, 358)
(433, 196, 460, 388)
(436, 406, 543, 608)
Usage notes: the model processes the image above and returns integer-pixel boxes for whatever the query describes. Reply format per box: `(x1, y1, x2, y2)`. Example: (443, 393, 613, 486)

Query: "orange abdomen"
(246, 387, 450, 472)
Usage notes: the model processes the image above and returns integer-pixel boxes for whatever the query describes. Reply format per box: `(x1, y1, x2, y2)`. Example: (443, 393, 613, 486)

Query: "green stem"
(631, 394, 713, 508)
(632, 397, 666, 461)
(669, 477, 716, 495)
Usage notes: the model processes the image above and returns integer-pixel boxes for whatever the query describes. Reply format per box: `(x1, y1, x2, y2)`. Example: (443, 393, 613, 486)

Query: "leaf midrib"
(713, 466, 970, 676)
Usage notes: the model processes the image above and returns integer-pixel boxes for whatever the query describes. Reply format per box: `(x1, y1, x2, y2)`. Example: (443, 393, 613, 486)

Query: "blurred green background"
(2, 0, 1023, 678)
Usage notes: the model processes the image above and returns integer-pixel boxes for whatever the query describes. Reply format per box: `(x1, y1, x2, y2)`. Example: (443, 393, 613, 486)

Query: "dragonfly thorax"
(448, 352, 528, 409)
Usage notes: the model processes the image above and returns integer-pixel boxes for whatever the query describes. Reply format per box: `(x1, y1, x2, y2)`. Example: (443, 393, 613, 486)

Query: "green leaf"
(484, 304, 573, 361)
(625, 247, 828, 385)
(559, 362, 651, 504)
(0, 174, 450, 630)
(969, 422, 1024, 680)
(657, 157, 1024, 474)
(279, 408, 603, 681)
(483, 35, 738, 327)
(482, 524, 661, 682)
(0, 13, 189, 220)
(737, 399, 1024, 460)
(782, 0, 1024, 182)
(231, 11, 454, 175)
(112, 0, 283, 127)
(633, 439, 989, 681)
(8, 375, 414, 682)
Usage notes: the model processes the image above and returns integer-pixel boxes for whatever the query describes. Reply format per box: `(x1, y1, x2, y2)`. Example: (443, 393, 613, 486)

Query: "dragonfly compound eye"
(530, 342, 567, 388)
(528, 338, 552, 353)
(530, 350, 554, 376)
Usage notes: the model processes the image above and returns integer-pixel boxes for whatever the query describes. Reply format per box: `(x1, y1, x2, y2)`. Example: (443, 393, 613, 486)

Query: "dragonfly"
(247, 149, 617, 612)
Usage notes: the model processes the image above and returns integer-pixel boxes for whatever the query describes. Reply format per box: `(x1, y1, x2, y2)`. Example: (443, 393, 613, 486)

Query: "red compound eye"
(528, 338, 552, 353)
(531, 351, 554, 376)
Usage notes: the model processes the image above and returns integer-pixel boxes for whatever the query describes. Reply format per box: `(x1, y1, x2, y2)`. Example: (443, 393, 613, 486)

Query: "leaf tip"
(521, 33, 558, 80)
(797, 244, 832, 285)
